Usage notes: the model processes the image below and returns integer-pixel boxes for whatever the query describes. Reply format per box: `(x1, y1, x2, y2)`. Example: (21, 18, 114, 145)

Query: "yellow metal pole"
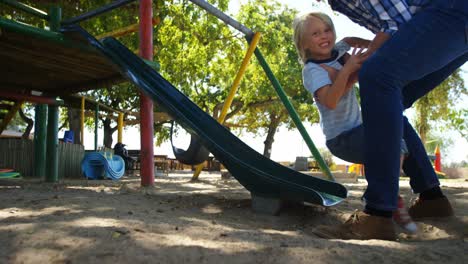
(0, 101, 23, 135)
(80, 96, 85, 145)
(96, 17, 160, 39)
(117, 112, 124, 143)
(191, 32, 262, 181)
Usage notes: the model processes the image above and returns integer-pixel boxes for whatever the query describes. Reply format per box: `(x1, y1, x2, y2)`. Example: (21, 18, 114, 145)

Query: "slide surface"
(83, 30, 347, 206)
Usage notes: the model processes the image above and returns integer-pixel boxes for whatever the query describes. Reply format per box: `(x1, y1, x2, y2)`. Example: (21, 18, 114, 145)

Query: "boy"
(293, 12, 416, 236)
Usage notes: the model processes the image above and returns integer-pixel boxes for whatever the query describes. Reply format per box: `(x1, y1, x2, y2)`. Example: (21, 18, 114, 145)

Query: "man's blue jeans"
(359, 0, 468, 211)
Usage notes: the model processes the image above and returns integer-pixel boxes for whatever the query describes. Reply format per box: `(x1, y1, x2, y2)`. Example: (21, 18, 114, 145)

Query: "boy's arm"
(314, 66, 355, 109)
(321, 56, 357, 91)
(315, 48, 366, 109)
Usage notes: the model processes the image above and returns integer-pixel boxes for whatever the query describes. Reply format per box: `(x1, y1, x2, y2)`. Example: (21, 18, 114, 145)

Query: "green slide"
(80, 28, 347, 206)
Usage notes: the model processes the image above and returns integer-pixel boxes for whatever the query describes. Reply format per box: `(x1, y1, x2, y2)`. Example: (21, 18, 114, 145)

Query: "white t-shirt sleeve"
(335, 40, 351, 54)
(303, 63, 331, 97)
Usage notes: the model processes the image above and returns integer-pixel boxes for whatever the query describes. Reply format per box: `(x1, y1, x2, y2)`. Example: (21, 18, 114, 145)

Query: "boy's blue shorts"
(326, 124, 408, 164)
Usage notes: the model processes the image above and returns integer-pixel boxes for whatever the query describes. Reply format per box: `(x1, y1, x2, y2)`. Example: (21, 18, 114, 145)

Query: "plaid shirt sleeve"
(360, 0, 413, 34)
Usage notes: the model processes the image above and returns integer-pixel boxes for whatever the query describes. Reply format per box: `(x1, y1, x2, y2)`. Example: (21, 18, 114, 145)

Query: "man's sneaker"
(313, 210, 397, 241)
(393, 196, 417, 233)
(408, 196, 454, 220)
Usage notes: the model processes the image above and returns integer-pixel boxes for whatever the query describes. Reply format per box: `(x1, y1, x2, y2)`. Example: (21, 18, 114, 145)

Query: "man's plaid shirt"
(328, 0, 429, 34)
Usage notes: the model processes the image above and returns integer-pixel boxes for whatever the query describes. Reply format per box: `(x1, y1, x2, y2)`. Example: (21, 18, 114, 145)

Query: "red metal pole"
(0, 91, 62, 105)
(139, 0, 155, 186)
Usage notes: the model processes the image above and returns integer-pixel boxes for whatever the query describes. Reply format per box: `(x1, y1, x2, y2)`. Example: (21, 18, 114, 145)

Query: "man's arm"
(361, 0, 413, 34)
(365, 31, 391, 56)
(342, 37, 371, 49)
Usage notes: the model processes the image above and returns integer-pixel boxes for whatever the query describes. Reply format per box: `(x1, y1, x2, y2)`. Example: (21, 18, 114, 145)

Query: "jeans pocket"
(451, 0, 468, 14)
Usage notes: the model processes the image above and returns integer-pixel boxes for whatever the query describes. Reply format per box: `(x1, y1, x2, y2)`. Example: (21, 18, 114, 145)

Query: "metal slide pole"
(252, 48, 335, 181)
(61, 0, 137, 25)
(0, 0, 49, 20)
(189, 0, 253, 37)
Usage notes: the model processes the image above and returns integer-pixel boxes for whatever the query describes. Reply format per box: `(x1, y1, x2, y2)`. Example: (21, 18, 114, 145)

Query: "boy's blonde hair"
(293, 12, 336, 64)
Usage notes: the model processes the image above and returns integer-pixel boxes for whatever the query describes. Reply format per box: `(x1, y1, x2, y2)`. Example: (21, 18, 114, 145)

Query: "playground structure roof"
(0, 18, 125, 97)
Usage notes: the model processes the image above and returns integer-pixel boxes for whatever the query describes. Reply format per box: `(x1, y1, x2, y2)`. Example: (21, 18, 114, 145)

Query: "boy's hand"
(320, 64, 338, 82)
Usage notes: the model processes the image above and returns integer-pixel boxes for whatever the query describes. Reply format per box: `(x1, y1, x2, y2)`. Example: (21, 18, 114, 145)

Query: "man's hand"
(364, 32, 391, 57)
(342, 37, 371, 49)
(344, 47, 367, 73)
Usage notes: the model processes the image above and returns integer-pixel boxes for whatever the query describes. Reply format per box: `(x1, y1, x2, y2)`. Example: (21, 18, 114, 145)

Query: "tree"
(413, 69, 467, 144)
(155, 0, 318, 157)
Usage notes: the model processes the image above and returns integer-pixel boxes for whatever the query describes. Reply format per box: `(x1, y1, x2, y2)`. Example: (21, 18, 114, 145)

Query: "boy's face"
(302, 16, 335, 60)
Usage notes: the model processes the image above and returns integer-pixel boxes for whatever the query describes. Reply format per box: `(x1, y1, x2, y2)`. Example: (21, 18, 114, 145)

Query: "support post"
(44, 6, 61, 182)
(80, 97, 85, 145)
(117, 112, 124, 143)
(139, 0, 155, 186)
(45, 105, 59, 182)
(34, 105, 47, 178)
(94, 104, 99, 151)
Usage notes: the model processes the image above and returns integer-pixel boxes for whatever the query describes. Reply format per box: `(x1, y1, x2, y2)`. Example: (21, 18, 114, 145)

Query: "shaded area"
(0, 174, 466, 263)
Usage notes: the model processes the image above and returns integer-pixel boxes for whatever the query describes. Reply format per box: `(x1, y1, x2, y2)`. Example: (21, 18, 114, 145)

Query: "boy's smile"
(302, 16, 336, 60)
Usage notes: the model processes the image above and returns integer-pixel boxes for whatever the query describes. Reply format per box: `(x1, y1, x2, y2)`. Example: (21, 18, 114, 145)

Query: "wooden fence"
(0, 138, 84, 178)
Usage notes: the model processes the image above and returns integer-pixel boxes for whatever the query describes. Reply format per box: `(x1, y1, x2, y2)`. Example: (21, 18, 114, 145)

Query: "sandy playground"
(0, 171, 467, 264)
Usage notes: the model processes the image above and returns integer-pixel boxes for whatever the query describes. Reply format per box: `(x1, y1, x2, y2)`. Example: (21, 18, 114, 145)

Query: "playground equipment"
(0, 0, 162, 180)
(81, 151, 125, 180)
(75, 26, 347, 206)
(190, 31, 262, 181)
(2, 0, 345, 209)
(0, 0, 128, 181)
(185, 0, 335, 182)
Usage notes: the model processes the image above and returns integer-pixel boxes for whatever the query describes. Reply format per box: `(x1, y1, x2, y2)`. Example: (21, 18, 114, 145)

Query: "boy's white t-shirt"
(302, 41, 362, 140)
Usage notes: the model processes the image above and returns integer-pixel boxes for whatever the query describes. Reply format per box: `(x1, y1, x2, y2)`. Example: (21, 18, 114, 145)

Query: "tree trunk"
(102, 117, 118, 148)
(263, 113, 281, 158)
(67, 107, 82, 145)
(18, 108, 33, 139)
(416, 97, 430, 145)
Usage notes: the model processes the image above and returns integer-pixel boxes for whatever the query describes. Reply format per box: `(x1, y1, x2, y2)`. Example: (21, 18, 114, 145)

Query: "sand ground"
(0, 171, 467, 264)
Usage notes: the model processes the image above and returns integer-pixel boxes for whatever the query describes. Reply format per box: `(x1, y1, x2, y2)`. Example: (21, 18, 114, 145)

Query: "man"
(313, 0, 467, 240)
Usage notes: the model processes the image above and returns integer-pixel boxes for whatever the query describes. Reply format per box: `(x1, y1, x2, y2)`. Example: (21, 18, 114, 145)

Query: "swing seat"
(172, 133, 210, 165)
(171, 122, 210, 165)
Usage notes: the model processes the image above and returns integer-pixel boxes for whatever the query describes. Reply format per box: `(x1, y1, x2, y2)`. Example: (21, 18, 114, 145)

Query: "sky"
(83, 0, 467, 164)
